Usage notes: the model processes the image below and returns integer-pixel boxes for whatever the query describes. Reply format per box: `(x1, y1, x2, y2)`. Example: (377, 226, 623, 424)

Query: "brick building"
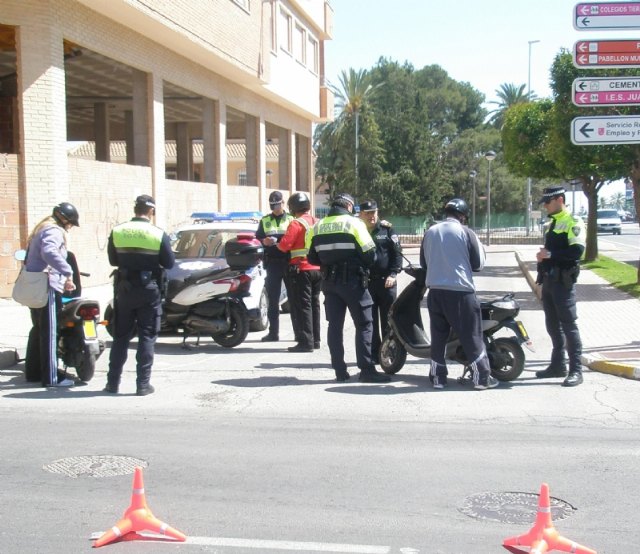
(0, 0, 334, 295)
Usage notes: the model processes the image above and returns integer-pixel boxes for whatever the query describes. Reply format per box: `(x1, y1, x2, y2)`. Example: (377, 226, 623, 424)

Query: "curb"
(515, 251, 640, 381)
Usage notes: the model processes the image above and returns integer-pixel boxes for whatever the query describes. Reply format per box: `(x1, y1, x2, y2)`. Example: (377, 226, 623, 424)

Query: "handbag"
(12, 267, 49, 308)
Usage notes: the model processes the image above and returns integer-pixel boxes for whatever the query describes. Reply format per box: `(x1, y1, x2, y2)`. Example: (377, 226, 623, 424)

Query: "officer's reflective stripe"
(114, 247, 161, 256)
(261, 214, 292, 236)
(314, 242, 357, 251)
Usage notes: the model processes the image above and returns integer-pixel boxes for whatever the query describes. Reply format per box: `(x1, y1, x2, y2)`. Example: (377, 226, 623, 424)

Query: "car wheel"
(249, 288, 269, 332)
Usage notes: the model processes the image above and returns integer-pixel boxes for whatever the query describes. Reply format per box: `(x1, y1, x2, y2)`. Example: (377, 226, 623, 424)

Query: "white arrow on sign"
(571, 115, 640, 145)
(574, 2, 640, 30)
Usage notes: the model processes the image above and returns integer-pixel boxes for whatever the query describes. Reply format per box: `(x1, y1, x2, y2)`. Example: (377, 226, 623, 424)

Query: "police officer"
(535, 186, 586, 387)
(358, 200, 402, 362)
(307, 193, 390, 383)
(420, 198, 497, 390)
(104, 195, 175, 396)
(255, 191, 293, 342)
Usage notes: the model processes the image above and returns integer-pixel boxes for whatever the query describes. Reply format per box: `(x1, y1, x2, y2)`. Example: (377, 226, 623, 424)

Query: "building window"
(279, 8, 292, 53)
(294, 23, 305, 64)
(231, 0, 250, 12)
(238, 170, 247, 186)
(269, 1, 277, 52)
(308, 36, 318, 74)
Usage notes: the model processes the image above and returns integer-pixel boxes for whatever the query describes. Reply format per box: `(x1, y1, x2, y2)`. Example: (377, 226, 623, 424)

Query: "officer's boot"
(535, 364, 568, 379)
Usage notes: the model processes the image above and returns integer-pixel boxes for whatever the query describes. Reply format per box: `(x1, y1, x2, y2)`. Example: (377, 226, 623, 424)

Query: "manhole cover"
(43, 455, 147, 478)
(459, 491, 576, 524)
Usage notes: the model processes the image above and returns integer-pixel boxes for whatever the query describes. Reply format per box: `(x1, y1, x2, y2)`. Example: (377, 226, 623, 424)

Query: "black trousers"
(541, 275, 582, 373)
(107, 281, 162, 389)
(264, 260, 289, 335)
(368, 276, 397, 360)
(289, 269, 322, 348)
(322, 276, 375, 374)
(426, 288, 490, 386)
(25, 288, 61, 385)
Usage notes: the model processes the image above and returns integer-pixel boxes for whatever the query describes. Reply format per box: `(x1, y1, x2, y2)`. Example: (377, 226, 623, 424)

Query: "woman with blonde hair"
(24, 202, 80, 387)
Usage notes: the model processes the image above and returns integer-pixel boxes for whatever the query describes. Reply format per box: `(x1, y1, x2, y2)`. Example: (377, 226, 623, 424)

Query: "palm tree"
(487, 83, 530, 128)
(315, 68, 382, 199)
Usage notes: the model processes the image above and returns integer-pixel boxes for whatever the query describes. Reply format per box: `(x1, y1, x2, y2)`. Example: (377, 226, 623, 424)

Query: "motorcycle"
(379, 265, 533, 382)
(104, 234, 263, 348)
(17, 250, 105, 383)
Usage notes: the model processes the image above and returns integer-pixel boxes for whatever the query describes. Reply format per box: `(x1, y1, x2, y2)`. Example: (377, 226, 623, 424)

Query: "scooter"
(104, 234, 263, 348)
(17, 250, 105, 383)
(379, 265, 532, 382)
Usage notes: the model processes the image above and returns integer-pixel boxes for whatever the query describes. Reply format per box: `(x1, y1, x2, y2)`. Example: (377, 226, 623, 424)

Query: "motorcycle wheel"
(212, 303, 249, 348)
(76, 349, 96, 382)
(249, 288, 269, 332)
(379, 334, 407, 374)
(490, 337, 525, 381)
(104, 305, 114, 338)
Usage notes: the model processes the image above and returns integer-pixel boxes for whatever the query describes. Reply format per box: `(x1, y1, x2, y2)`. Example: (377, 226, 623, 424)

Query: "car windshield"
(597, 210, 619, 219)
(172, 229, 252, 259)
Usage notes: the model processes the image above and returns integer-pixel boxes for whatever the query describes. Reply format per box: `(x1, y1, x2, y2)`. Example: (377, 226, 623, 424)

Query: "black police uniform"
(367, 220, 402, 361)
(536, 204, 585, 378)
(307, 205, 383, 382)
(255, 211, 293, 339)
(106, 215, 175, 393)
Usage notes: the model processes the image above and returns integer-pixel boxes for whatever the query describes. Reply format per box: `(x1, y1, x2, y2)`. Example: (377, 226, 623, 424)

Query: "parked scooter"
(17, 250, 105, 383)
(379, 265, 532, 382)
(104, 234, 263, 348)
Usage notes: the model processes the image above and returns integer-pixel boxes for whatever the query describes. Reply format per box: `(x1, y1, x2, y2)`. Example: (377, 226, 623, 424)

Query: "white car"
(595, 209, 622, 235)
(170, 212, 288, 332)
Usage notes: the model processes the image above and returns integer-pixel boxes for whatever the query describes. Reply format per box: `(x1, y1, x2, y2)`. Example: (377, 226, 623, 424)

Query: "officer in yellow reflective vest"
(104, 195, 175, 396)
(535, 186, 586, 387)
(255, 190, 294, 342)
(307, 193, 391, 383)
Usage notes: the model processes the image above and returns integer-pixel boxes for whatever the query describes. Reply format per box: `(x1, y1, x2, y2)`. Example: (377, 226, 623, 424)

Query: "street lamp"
(526, 39, 540, 236)
(469, 170, 478, 229)
(484, 150, 496, 246)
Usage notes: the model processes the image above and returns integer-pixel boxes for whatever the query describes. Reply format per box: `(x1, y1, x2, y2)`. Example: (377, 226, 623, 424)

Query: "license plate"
(83, 320, 97, 340)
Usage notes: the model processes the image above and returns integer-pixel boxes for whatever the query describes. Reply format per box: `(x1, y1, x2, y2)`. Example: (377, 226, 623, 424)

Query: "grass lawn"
(582, 255, 640, 300)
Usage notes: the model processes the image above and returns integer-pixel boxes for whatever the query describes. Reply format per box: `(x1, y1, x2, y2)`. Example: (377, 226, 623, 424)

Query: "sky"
(324, 0, 640, 106)
(324, 0, 635, 206)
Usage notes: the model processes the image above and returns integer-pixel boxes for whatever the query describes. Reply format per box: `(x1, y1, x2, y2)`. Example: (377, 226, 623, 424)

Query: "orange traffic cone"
(93, 466, 186, 548)
(502, 483, 597, 554)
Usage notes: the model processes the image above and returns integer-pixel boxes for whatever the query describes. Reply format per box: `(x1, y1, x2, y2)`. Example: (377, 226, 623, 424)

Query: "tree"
(487, 83, 529, 128)
(314, 68, 385, 202)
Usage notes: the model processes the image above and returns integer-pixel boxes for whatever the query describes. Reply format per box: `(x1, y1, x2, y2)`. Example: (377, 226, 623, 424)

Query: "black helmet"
(331, 192, 355, 212)
(52, 202, 80, 227)
(288, 192, 310, 213)
(444, 198, 469, 218)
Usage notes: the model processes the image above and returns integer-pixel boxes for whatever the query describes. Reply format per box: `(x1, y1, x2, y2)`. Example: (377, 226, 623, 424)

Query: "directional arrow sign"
(574, 2, 640, 30)
(571, 116, 640, 145)
(573, 40, 640, 68)
(573, 77, 640, 106)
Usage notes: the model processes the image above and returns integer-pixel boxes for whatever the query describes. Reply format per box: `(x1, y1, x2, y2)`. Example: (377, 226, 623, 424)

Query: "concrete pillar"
(278, 127, 290, 190)
(176, 122, 192, 181)
(213, 100, 227, 211)
(297, 133, 310, 192)
(16, 18, 68, 225)
(94, 102, 110, 162)
(148, 74, 166, 227)
(131, 68, 150, 166)
(124, 110, 134, 164)
(202, 98, 217, 186)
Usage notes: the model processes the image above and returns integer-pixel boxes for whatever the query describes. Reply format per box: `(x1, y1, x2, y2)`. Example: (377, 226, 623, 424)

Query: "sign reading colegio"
(574, 2, 640, 30)
(573, 77, 640, 106)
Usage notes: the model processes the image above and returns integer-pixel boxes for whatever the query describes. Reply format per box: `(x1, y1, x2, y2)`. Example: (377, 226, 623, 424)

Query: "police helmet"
(287, 192, 310, 213)
(331, 192, 355, 212)
(444, 198, 469, 218)
(52, 202, 80, 227)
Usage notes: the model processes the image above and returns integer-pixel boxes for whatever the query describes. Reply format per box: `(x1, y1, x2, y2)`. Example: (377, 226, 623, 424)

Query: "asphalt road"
(1, 251, 639, 554)
(598, 222, 639, 266)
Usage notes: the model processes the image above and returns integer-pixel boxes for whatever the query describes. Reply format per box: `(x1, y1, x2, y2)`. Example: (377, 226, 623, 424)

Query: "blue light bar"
(190, 212, 231, 222)
(227, 211, 263, 220)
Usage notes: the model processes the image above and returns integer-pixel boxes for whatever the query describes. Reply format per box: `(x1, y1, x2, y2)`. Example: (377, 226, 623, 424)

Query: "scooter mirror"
(14, 249, 26, 262)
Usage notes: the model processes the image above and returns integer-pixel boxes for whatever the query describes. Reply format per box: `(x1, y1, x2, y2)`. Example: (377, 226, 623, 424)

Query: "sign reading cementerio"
(573, 76, 640, 106)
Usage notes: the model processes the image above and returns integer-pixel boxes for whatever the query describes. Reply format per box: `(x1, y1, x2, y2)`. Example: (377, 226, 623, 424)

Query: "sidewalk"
(1, 247, 639, 379)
